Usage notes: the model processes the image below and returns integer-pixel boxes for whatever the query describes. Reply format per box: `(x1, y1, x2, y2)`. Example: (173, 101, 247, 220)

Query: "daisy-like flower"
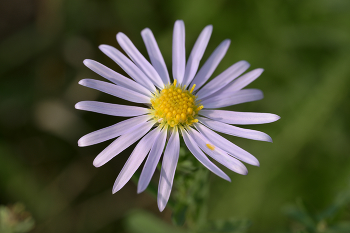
(76, 20, 280, 211)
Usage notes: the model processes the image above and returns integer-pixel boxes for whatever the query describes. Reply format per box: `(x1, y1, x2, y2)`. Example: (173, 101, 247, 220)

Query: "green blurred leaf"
(177, 160, 198, 174)
(125, 210, 186, 233)
(171, 203, 188, 227)
(283, 200, 316, 232)
(318, 187, 350, 221)
(198, 219, 251, 233)
(326, 222, 350, 233)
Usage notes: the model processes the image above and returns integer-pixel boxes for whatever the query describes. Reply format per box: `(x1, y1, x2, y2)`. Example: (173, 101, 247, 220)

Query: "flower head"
(76, 20, 280, 211)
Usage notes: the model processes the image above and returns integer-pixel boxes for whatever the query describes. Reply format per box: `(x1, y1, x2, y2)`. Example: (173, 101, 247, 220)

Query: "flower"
(75, 20, 280, 211)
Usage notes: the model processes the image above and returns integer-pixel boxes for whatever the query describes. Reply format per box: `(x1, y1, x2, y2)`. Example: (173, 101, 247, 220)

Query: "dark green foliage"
(283, 185, 350, 233)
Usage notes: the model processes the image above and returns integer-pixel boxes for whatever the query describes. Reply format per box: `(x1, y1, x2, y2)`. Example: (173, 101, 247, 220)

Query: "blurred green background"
(1, 0, 350, 232)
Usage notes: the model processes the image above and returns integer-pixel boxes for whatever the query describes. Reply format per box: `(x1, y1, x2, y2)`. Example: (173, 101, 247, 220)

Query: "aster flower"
(76, 20, 280, 211)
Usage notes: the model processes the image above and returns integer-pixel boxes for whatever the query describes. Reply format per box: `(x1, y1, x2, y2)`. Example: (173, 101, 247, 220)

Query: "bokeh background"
(1, 0, 350, 232)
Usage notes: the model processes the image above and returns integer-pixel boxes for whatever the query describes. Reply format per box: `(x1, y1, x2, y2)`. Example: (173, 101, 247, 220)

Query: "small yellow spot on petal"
(206, 144, 215, 150)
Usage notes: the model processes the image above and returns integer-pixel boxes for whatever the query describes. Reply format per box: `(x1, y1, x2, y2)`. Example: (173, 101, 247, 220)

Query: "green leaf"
(317, 188, 350, 221)
(326, 221, 350, 233)
(282, 200, 316, 232)
(198, 219, 251, 233)
(124, 209, 186, 233)
(171, 203, 188, 227)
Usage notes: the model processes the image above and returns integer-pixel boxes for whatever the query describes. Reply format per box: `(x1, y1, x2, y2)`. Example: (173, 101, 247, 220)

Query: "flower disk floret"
(150, 80, 203, 128)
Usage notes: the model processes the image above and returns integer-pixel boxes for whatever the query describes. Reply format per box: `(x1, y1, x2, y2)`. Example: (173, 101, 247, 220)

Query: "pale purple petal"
(99, 45, 156, 92)
(196, 60, 250, 99)
(78, 115, 151, 147)
(198, 117, 272, 142)
(141, 28, 170, 85)
(79, 79, 150, 104)
(182, 25, 213, 87)
(83, 59, 152, 97)
(190, 40, 230, 91)
(189, 129, 248, 175)
(138, 127, 167, 193)
(158, 128, 180, 212)
(117, 32, 164, 88)
(112, 128, 159, 193)
(195, 123, 260, 166)
(200, 109, 280, 125)
(181, 128, 231, 181)
(93, 120, 154, 167)
(221, 68, 264, 92)
(172, 20, 186, 83)
(201, 89, 264, 108)
(75, 101, 149, 116)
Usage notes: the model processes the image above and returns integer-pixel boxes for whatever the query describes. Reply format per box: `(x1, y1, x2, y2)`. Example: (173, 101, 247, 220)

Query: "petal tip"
(262, 133, 273, 143)
(247, 156, 260, 167)
(116, 32, 125, 40)
(83, 59, 92, 66)
(78, 79, 85, 85)
(206, 24, 213, 30)
(137, 185, 145, 194)
(137, 181, 147, 194)
(77, 139, 84, 147)
(240, 166, 249, 175)
(270, 114, 281, 123)
(175, 19, 184, 24)
(99, 44, 110, 52)
(112, 185, 121, 194)
(93, 158, 103, 167)
(223, 39, 231, 46)
(240, 60, 250, 66)
(74, 102, 82, 109)
(78, 136, 90, 147)
(141, 28, 151, 35)
(157, 201, 165, 212)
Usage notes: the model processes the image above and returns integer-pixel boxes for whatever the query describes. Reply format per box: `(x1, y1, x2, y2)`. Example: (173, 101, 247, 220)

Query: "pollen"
(206, 144, 215, 150)
(150, 80, 203, 128)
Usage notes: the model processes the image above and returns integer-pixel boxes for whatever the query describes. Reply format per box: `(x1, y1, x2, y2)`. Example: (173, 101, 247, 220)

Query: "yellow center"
(150, 80, 203, 128)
